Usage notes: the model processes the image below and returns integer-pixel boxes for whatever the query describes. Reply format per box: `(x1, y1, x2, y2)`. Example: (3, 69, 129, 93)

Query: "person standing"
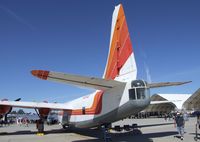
(197, 115, 200, 129)
(174, 112, 185, 140)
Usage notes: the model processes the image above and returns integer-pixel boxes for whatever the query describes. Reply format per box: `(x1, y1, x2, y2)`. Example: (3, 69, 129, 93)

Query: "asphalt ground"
(0, 117, 199, 142)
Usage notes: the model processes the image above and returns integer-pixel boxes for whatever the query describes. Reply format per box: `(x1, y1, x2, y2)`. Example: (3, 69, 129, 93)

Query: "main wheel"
(62, 125, 67, 129)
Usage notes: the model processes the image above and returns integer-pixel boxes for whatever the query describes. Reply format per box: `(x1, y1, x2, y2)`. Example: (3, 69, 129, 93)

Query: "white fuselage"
(58, 80, 150, 128)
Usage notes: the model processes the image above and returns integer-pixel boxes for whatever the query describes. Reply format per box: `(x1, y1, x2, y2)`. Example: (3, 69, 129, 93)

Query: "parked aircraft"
(0, 4, 190, 129)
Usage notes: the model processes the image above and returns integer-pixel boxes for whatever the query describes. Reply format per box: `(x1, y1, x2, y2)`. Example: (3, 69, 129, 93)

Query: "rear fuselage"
(58, 80, 150, 128)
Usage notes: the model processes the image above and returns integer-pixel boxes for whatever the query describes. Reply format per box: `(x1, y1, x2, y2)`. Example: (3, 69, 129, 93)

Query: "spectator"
(174, 112, 185, 140)
(197, 115, 200, 129)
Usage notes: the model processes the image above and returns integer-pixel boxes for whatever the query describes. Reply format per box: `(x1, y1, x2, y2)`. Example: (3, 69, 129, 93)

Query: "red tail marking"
(31, 70, 49, 80)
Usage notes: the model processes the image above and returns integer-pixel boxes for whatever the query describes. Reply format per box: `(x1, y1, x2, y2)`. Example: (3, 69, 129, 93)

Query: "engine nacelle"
(38, 108, 50, 118)
(38, 101, 50, 119)
(0, 99, 12, 115)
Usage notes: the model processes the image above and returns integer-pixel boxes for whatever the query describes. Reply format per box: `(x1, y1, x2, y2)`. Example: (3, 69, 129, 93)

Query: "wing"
(31, 70, 125, 91)
(0, 100, 72, 110)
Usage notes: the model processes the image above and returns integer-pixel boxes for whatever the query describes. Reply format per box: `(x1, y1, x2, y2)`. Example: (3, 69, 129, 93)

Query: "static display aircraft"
(0, 4, 190, 129)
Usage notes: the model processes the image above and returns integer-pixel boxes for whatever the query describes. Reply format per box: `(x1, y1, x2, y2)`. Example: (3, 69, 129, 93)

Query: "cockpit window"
(129, 88, 136, 100)
(136, 88, 146, 99)
(129, 80, 148, 100)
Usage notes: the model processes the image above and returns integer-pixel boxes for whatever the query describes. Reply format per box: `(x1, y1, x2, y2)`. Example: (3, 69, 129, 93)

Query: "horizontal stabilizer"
(147, 81, 192, 88)
(31, 70, 125, 91)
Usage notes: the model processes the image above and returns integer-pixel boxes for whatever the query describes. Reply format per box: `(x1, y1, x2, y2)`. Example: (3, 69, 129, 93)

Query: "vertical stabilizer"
(103, 4, 137, 82)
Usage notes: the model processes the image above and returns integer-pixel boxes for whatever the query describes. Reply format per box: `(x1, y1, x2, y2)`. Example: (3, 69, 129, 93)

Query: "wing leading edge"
(0, 100, 72, 110)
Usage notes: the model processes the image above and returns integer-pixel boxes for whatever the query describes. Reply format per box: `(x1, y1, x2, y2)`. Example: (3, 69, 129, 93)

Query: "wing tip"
(31, 70, 49, 80)
(184, 81, 192, 84)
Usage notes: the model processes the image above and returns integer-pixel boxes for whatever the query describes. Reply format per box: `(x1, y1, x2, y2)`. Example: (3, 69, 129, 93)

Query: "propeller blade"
(14, 98, 21, 101)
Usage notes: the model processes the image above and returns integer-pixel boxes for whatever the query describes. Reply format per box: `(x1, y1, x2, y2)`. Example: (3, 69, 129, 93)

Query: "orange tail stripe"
(105, 5, 133, 80)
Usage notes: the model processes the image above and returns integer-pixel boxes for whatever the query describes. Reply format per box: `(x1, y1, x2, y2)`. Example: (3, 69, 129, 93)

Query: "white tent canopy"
(183, 88, 200, 110)
(145, 90, 200, 113)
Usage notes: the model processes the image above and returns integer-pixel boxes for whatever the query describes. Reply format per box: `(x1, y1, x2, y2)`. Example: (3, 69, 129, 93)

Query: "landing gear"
(101, 124, 112, 142)
(34, 109, 45, 135)
(36, 118, 44, 134)
(62, 124, 68, 129)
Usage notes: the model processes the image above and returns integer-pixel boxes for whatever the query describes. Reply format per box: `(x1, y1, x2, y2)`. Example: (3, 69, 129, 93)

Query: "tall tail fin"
(103, 4, 137, 82)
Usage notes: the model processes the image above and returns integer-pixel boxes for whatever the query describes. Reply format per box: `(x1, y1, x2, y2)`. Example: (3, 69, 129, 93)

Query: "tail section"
(103, 4, 137, 82)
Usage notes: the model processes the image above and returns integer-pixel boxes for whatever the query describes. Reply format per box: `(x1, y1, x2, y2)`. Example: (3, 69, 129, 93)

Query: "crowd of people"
(16, 117, 29, 127)
(0, 119, 13, 126)
(0, 116, 36, 127)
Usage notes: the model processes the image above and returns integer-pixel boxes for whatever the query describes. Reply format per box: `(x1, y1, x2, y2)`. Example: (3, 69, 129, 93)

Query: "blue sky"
(0, 0, 200, 104)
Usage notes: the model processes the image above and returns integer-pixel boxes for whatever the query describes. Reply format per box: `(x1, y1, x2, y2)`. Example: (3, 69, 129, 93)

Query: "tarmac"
(0, 117, 199, 142)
